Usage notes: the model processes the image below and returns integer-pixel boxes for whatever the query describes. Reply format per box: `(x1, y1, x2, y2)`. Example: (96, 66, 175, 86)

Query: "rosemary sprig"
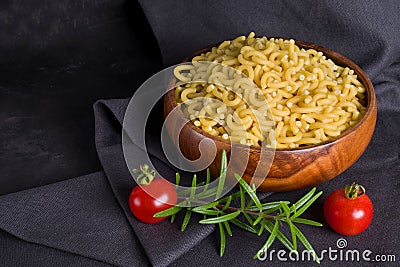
(154, 150, 323, 262)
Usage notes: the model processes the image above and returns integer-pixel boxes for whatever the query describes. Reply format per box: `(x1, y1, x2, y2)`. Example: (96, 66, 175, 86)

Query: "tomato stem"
(344, 182, 366, 199)
(133, 165, 156, 185)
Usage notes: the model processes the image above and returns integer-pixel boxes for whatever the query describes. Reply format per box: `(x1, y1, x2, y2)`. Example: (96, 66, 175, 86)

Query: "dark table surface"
(0, 0, 162, 195)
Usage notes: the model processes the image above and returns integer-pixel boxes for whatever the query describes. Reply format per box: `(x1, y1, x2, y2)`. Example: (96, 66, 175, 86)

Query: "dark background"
(0, 0, 162, 195)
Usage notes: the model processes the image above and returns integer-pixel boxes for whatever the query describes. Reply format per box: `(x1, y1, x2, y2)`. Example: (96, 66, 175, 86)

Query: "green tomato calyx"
(133, 165, 156, 185)
(344, 182, 366, 199)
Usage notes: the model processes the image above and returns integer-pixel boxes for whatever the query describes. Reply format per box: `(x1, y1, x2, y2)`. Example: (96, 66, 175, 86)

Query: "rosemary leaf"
(239, 186, 245, 210)
(280, 201, 291, 219)
(262, 205, 284, 215)
(219, 191, 241, 202)
(224, 221, 233, 237)
(292, 217, 323, 227)
(203, 168, 211, 192)
(219, 223, 226, 257)
(252, 214, 263, 226)
(257, 219, 266, 236)
(195, 186, 219, 199)
(242, 211, 255, 226)
(192, 201, 219, 211)
(291, 203, 297, 216)
(230, 218, 258, 234)
(175, 172, 181, 188)
(170, 214, 176, 223)
(215, 150, 227, 200)
(293, 223, 320, 264)
(177, 182, 205, 197)
(199, 210, 241, 224)
(190, 174, 197, 199)
(154, 206, 182, 218)
(181, 209, 192, 231)
(247, 201, 289, 212)
(251, 184, 257, 194)
(234, 174, 262, 211)
(287, 220, 297, 251)
(247, 201, 286, 211)
(290, 191, 323, 220)
(264, 220, 295, 252)
(254, 220, 279, 259)
(221, 195, 232, 211)
(290, 187, 316, 213)
(191, 209, 219, 216)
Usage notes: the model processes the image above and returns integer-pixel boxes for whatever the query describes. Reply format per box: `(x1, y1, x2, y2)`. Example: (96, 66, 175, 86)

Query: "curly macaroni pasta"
(174, 32, 367, 148)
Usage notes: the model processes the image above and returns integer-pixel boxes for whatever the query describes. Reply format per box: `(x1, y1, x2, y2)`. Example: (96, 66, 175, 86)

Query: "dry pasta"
(173, 32, 367, 148)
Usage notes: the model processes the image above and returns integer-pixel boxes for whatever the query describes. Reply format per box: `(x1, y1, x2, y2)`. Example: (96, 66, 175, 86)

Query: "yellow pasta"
(173, 32, 367, 148)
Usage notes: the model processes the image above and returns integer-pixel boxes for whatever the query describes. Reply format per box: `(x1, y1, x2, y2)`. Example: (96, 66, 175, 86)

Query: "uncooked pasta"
(174, 32, 367, 149)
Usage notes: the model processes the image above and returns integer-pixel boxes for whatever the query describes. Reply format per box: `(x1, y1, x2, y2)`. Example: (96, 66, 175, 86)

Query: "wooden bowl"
(164, 39, 377, 192)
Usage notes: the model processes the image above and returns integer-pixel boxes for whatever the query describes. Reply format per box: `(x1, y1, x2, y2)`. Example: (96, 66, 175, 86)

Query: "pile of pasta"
(173, 32, 367, 149)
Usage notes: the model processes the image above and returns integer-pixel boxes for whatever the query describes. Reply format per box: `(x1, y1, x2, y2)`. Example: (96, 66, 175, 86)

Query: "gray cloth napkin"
(1, 0, 400, 266)
(0, 97, 270, 267)
(0, 96, 399, 267)
(0, 171, 149, 267)
(94, 99, 216, 267)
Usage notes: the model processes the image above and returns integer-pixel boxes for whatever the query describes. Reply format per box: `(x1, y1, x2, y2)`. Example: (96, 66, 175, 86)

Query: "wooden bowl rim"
(165, 37, 377, 153)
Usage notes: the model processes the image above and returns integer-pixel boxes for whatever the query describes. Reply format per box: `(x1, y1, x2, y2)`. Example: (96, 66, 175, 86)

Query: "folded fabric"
(139, 0, 400, 78)
(0, 172, 149, 267)
(0, 96, 399, 267)
(94, 99, 216, 267)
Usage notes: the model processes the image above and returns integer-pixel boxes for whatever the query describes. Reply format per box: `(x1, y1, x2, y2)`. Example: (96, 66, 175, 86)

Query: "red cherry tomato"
(324, 183, 373, 236)
(129, 178, 177, 224)
(128, 165, 177, 224)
